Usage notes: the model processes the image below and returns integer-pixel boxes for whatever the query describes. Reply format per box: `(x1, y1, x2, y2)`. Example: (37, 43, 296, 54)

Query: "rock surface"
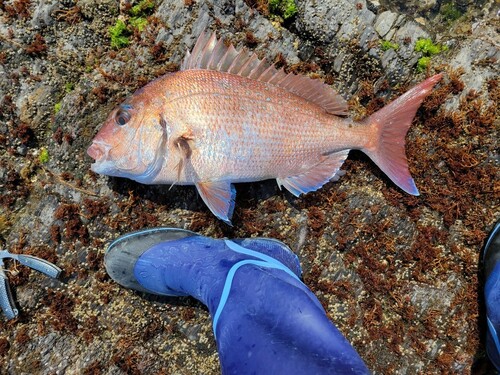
(0, 0, 498, 374)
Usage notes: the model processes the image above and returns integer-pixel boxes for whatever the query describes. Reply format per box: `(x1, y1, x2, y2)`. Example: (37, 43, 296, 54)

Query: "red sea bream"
(87, 31, 442, 223)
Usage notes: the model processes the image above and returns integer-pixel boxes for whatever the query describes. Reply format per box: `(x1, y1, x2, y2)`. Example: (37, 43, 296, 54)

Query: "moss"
(109, 1, 154, 49)
(269, 0, 297, 20)
(415, 38, 447, 56)
(38, 147, 49, 163)
(416, 56, 431, 72)
(441, 3, 462, 22)
(130, 0, 155, 16)
(414, 38, 447, 72)
(380, 40, 399, 51)
(64, 82, 74, 93)
(129, 17, 148, 32)
(54, 102, 62, 114)
(109, 19, 130, 49)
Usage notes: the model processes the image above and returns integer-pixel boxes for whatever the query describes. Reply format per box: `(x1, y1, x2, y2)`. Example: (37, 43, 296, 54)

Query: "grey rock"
(296, 0, 434, 91)
(374, 10, 399, 37)
(362, 25, 381, 52)
(359, 8, 377, 27)
(155, 27, 174, 46)
(409, 281, 456, 318)
(77, 0, 119, 20)
(382, 0, 439, 16)
(381, 48, 398, 69)
(394, 20, 430, 60)
(297, 0, 377, 42)
(16, 83, 57, 129)
(366, 0, 381, 12)
(16, 144, 28, 156)
(443, 12, 499, 111)
(31, 0, 59, 28)
(156, 0, 300, 67)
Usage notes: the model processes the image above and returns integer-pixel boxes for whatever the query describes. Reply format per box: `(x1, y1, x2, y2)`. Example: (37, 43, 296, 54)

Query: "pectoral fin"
(277, 150, 350, 197)
(172, 135, 193, 183)
(196, 180, 236, 224)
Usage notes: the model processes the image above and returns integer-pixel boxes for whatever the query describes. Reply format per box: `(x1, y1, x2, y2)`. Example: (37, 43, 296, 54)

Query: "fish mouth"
(87, 141, 111, 162)
(87, 140, 143, 177)
(87, 141, 116, 174)
(86, 129, 167, 181)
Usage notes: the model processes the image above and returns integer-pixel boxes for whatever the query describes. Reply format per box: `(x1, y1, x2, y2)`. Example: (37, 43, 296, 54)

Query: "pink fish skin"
(87, 32, 442, 223)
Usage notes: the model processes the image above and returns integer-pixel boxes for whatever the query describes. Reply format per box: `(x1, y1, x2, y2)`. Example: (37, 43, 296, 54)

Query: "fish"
(87, 31, 443, 224)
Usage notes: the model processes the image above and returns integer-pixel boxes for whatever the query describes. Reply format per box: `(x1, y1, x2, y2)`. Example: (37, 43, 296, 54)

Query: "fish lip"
(89, 159, 125, 177)
(87, 146, 139, 177)
(87, 141, 116, 175)
(87, 141, 111, 162)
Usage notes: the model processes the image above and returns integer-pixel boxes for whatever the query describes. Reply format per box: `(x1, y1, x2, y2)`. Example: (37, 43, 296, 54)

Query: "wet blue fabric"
(133, 235, 370, 374)
(484, 221, 500, 371)
(486, 266, 500, 371)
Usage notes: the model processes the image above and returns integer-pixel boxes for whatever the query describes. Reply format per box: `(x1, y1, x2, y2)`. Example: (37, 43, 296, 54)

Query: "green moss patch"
(109, 0, 156, 49)
(129, 17, 148, 32)
(414, 38, 447, 72)
(441, 3, 462, 22)
(130, 0, 155, 17)
(269, 0, 297, 20)
(109, 19, 130, 49)
(39, 148, 49, 163)
(380, 40, 399, 51)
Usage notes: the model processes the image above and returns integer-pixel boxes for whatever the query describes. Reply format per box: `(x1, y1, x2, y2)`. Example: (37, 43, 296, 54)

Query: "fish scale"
(162, 70, 343, 177)
(88, 31, 443, 223)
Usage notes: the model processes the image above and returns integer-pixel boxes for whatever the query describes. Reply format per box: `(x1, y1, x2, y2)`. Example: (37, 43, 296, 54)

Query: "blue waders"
(105, 228, 370, 374)
(484, 221, 500, 371)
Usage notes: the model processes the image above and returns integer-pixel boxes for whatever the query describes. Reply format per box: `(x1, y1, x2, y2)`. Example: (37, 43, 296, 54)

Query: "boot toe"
(104, 227, 199, 294)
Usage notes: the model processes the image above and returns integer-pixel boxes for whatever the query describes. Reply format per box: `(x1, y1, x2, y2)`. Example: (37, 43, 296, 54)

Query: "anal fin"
(196, 180, 236, 224)
(277, 150, 349, 197)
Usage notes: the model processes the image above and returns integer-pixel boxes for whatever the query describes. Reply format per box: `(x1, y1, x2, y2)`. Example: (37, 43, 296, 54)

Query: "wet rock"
(374, 10, 399, 37)
(0, 0, 497, 373)
(443, 17, 500, 110)
(155, 0, 299, 66)
(382, 0, 440, 16)
(409, 280, 457, 319)
(16, 83, 57, 129)
(296, 0, 435, 90)
(31, 0, 59, 28)
(77, 0, 119, 20)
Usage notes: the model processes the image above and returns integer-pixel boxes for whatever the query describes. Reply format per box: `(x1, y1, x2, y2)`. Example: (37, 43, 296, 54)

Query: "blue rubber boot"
(105, 228, 370, 375)
(484, 221, 500, 371)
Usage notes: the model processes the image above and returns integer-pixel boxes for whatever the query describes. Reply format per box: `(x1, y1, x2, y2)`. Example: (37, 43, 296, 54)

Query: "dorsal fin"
(181, 31, 348, 116)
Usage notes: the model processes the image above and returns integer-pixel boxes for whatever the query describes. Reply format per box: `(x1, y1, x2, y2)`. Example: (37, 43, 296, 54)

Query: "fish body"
(88, 32, 442, 223)
(143, 69, 366, 184)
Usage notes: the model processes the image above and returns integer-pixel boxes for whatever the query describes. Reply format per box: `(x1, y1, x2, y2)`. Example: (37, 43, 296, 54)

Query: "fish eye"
(115, 108, 131, 126)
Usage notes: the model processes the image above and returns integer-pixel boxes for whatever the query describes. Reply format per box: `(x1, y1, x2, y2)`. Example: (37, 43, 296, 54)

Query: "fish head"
(87, 87, 168, 183)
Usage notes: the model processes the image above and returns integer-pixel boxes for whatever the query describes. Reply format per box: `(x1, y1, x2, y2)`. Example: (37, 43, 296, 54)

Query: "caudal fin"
(364, 74, 443, 195)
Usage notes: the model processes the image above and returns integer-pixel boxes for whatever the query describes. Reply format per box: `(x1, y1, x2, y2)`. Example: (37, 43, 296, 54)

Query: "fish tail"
(364, 73, 443, 195)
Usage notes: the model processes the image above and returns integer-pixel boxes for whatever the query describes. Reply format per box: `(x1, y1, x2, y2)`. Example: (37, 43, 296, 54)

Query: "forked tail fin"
(364, 74, 443, 195)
